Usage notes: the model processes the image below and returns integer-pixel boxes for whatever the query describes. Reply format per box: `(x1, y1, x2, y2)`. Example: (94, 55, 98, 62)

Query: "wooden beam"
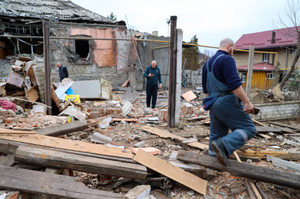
(141, 125, 208, 150)
(0, 166, 121, 198)
(15, 146, 147, 179)
(0, 134, 133, 159)
(134, 149, 207, 195)
(255, 126, 281, 133)
(177, 151, 300, 190)
(0, 128, 37, 134)
(246, 45, 254, 98)
(0, 139, 136, 163)
(268, 121, 300, 132)
(36, 121, 88, 136)
(239, 149, 300, 160)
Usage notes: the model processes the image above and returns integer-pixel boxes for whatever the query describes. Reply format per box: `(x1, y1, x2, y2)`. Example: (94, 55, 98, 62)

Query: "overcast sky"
(72, 0, 295, 53)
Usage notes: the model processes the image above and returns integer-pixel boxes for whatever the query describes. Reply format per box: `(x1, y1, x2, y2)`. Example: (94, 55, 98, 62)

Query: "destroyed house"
(234, 26, 300, 90)
(0, 0, 135, 84)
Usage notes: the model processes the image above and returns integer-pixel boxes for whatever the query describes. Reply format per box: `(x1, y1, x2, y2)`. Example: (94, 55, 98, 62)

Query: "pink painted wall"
(70, 27, 116, 67)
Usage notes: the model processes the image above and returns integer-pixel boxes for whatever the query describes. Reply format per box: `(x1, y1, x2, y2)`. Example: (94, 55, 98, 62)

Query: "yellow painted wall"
(241, 71, 275, 90)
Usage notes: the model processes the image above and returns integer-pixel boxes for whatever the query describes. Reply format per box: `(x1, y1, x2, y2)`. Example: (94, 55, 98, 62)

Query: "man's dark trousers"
(146, 84, 158, 108)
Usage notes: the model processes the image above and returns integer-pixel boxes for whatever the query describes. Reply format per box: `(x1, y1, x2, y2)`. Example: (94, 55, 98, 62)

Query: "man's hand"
(148, 73, 154, 77)
(243, 101, 254, 114)
(158, 84, 162, 89)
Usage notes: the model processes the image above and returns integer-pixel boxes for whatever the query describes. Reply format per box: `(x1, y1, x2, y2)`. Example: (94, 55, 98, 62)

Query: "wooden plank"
(0, 139, 136, 163)
(112, 118, 138, 122)
(185, 115, 209, 121)
(0, 128, 37, 134)
(177, 151, 300, 190)
(255, 126, 281, 133)
(240, 149, 290, 159)
(141, 126, 208, 150)
(15, 146, 147, 179)
(0, 166, 121, 198)
(269, 121, 300, 132)
(134, 149, 207, 195)
(0, 134, 133, 159)
(36, 121, 88, 136)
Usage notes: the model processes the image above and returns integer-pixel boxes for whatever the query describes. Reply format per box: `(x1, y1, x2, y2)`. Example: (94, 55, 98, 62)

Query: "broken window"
(267, 72, 275, 79)
(262, 53, 269, 62)
(75, 40, 89, 58)
(66, 37, 92, 65)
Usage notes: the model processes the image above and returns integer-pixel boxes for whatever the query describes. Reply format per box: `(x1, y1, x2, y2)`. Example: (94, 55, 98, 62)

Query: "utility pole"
(168, 16, 177, 128)
(246, 45, 254, 98)
(175, 29, 183, 125)
(43, 18, 52, 114)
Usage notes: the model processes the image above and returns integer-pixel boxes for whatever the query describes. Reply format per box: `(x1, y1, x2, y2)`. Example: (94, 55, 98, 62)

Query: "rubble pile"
(0, 82, 300, 199)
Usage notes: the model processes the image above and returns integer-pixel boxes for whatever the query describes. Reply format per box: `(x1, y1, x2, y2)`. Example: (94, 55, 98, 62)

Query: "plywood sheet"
(134, 149, 207, 195)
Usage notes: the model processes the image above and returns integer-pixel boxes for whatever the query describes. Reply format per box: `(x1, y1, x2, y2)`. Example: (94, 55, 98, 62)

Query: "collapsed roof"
(0, 0, 121, 24)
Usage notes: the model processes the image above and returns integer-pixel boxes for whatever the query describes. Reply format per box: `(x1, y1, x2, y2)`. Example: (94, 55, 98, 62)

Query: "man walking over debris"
(144, 60, 162, 108)
(202, 38, 256, 166)
(57, 62, 69, 82)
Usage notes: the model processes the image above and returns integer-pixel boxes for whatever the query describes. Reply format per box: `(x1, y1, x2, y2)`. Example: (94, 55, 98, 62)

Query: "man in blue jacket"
(144, 60, 162, 108)
(202, 38, 256, 166)
(57, 62, 69, 82)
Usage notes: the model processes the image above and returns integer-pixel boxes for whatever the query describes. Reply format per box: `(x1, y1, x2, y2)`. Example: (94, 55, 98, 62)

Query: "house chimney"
(271, 31, 276, 43)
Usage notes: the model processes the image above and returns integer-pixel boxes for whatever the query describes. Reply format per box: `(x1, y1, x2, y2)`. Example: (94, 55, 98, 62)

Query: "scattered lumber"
(177, 151, 300, 190)
(0, 134, 133, 159)
(15, 146, 148, 179)
(134, 149, 207, 195)
(268, 121, 300, 132)
(36, 121, 88, 136)
(0, 166, 122, 199)
(141, 126, 208, 150)
(0, 139, 136, 164)
(239, 149, 300, 160)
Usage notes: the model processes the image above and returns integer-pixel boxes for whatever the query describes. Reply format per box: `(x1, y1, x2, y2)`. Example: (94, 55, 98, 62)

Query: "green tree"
(107, 12, 117, 21)
(182, 35, 200, 70)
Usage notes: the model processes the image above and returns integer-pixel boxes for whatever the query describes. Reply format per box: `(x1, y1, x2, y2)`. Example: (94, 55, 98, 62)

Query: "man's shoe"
(211, 140, 229, 166)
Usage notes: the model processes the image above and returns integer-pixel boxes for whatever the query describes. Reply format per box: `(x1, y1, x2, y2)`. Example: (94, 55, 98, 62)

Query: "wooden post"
(246, 45, 254, 98)
(43, 19, 52, 115)
(175, 29, 183, 126)
(168, 16, 177, 128)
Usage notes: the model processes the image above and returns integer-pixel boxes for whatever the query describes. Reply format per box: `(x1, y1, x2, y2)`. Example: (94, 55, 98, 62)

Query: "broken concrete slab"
(122, 101, 133, 116)
(124, 185, 151, 199)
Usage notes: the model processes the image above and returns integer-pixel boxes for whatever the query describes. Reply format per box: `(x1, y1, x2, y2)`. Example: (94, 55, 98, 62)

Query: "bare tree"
(279, 0, 300, 89)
